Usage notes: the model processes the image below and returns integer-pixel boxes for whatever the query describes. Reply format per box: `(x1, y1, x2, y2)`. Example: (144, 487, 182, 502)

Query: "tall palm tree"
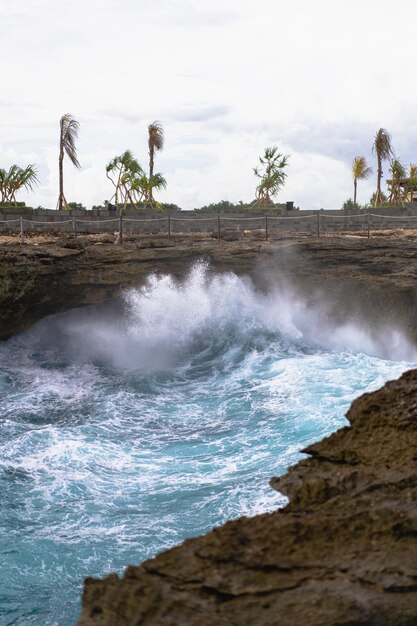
(372, 128, 393, 207)
(147, 121, 164, 203)
(58, 114, 80, 210)
(352, 156, 372, 206)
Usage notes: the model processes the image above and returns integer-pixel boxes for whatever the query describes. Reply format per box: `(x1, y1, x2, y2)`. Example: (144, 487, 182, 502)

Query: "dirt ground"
(1, 228, 417, 246)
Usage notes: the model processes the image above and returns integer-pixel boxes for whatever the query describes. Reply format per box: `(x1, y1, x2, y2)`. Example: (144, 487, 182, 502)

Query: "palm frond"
(150, 172, 167, 191)
(20, 164, 39, 191)
(390, 158, 406, 180)
(352, 156, 373, 180)
(372, 128, 393, 161)
(254, 146, 289, 203)
(0, 163, 39, 202)
(106, 157, 120, 174)
(410, 164, 417, 178)
(60, 113, 81, 169)
(148, 121, 164, 152)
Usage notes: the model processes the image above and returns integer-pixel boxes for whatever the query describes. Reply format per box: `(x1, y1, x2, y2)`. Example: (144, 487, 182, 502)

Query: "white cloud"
(1, 0, 417, 209)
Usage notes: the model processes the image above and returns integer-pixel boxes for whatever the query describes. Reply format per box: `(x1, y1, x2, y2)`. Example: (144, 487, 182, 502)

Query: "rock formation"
(0, 238, 271, 339)
(2, 234, 417, 624)
(78, 370, 417, 625)
(2, 236, 417, 341)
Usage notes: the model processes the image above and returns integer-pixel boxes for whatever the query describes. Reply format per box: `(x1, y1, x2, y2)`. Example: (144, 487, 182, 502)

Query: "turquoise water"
(0, 263, 414, 625)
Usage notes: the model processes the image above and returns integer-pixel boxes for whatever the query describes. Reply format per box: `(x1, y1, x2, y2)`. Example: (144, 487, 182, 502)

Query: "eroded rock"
(78, 370, 417, 626)
(0, 239, 272, 339)
(2, 236, 417, 342)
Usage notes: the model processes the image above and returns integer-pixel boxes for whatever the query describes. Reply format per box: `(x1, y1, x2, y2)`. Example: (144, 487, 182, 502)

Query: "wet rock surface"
(0, 238, 271, 339)
(78, 370, 417, 626)
(2, 234, 417, 625)
(2, 235, 417, 340)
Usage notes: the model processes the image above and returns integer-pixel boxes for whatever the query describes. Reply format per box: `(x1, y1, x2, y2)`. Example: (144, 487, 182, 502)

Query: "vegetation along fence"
(2, 212, 417, 243)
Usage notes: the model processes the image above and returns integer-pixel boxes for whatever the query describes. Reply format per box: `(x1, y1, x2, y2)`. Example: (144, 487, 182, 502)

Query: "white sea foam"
(10, 260, 413, 371)
(0, 262, 416, 626)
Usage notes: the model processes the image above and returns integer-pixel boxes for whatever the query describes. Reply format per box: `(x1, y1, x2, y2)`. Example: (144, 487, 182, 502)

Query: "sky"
(1, 0, 417, 210)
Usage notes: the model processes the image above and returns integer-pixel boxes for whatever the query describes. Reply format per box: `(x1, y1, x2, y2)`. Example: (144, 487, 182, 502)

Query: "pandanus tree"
(388, 158, 406, 205)
(131, 172, 167, 210)
(352, 156, 372, 206)
(106, 150, 145, 210)
(253, 146, 289, 208)
(58, 114, 80, 210)
(406, 164, 417, 202)
(409, 164, 417, 179)
(106, 148, 167, 211)
(372, 128, 393, 207)
(147, 121, 164, 204)
(0, 164, 39, 205)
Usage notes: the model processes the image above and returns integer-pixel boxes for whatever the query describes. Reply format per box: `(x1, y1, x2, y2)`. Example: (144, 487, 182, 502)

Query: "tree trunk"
(122, 185, 129, 213)
(59, 145, 64, 211)
(375, 154, 382, 206)
(127, 189, 138, 210)
(115, 167, 122, 210)
(354, 179, 357, 206)
(149, 146, 154, 202)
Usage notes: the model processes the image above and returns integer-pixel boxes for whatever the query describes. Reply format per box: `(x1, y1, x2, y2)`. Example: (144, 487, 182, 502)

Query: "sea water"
(0, 263, 415, 626)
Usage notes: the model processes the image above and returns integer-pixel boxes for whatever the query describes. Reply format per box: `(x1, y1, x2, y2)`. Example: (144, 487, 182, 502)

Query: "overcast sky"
(1, 0, 417, 210)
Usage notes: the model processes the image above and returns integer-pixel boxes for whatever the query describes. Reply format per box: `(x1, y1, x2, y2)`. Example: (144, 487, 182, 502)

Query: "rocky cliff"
(78, 369, 417, 626)
(2, 234, 417, 625)
(0, 238, 271, 339)
(2, 236, 417, 340)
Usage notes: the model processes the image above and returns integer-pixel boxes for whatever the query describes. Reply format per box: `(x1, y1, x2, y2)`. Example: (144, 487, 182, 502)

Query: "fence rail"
(1, 213, 417, 244)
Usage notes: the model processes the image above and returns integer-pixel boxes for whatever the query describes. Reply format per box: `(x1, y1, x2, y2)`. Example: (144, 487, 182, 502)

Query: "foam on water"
(0, 262, 415, 625)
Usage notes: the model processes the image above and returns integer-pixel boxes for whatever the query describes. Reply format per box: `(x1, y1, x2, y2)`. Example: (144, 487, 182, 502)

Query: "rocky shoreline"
(1, 235, 417, 625)
(2, 235, 417, 341)
(0, 237, 272, 339)
(78, 370, 417, 625)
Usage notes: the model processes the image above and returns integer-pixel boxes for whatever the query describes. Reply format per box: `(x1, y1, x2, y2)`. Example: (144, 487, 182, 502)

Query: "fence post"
(367, 212, 370, 239)
(118, 213, 123, 244)
(72, 216, 77, 238)
(168, 214, 171, 240)
(265, 214, 268, 241)
(218, 214, 221, 242)
(317, 211, 320, 237)
(20, 217, 24, 244)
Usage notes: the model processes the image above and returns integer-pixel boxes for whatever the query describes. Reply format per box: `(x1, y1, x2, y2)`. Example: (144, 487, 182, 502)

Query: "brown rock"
(2, 236, 417, 341)
(78, 370, 417, 626)
(0, 239, 272, 339)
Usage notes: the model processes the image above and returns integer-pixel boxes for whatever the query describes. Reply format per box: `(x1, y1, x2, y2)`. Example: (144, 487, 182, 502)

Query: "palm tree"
(388, 158, 406, 205)
(0, 164, 39, 205)
(352, 156, 372, 206)
(372, 128, 393, 207)
(409, 164, 417, 179)
(131, 172, 167, 210)
(147, 121, 164, 203)
(106, 150, 145, 211)
(58, 114, 80, 210)
(253, 146, 289, 208)
(406, 164, 417, 203)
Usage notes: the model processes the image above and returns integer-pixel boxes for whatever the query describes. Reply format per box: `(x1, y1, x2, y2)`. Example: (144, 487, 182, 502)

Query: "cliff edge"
(3, 236, 417, 341)
(78, 370, 417, 626)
